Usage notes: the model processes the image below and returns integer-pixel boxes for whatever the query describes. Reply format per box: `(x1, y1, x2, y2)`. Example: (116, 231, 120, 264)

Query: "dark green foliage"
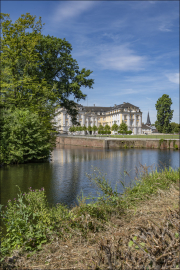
(119, 121, 128, 134)
(92, 125, 98, 132)
(0, 13, 94, 164)
(98, 124, 104, 133)
(155, 94, 174, 133)
(170, 122, 180, 133)
(104, 124, 111, 131)
(0, 108, 56, 164)
(0, 186, 69, 255)
(111, 123, 118, 131)
(173, 140, 178, 150)
(69, 126, 76, 132)
(88, 126, 92, 132)
(1, 13, 94, 124)
(82, 125, 87, 131)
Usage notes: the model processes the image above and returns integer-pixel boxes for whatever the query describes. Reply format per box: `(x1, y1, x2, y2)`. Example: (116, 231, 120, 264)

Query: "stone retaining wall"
(56, 136, 179, 150)
(56, 136, 104, 148)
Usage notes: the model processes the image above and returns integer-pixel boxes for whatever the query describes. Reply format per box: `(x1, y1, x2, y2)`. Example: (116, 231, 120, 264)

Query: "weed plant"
(0, 166, 179, 259)
(123, 165, 179, 208)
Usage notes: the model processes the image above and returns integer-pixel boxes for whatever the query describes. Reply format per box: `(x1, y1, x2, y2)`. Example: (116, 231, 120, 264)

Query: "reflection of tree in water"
(0, 162, 53, 208)
(156, 149, 174, 171)
(2, 147, 179, 210)
(51, 147, 119, 206)
(70, 148, 112, 162)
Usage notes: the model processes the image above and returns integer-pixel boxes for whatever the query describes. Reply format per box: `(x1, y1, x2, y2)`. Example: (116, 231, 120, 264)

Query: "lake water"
(0, 145, 179, 208)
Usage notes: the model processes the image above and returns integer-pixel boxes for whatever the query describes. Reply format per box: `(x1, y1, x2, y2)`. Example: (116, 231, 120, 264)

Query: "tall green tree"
(92, 125, 98, 132)
(155, 94, 173, 133)
(104, 124, 111, 131)
(111, 123, 118, 131)
(1, 13, 94, 124)
(88, 126, 92, 132)
(98, 124, 104, 132)
(119, 122, 128, 133)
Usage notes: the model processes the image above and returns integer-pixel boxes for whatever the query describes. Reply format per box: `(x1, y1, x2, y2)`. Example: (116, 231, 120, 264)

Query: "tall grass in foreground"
(0, 166, 179, 258)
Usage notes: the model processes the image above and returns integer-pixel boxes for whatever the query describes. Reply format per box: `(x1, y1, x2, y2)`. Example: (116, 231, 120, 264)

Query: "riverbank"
(1, 167, 179, 269)
(56, 135, 180, 150)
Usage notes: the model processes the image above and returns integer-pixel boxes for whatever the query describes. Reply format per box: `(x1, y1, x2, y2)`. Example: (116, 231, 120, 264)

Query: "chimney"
(114, 104, 116, 107)
(94, 104, 95, 107)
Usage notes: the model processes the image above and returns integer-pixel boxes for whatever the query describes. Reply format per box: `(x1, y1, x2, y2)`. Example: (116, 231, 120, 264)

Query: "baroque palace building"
(55, 102, 142, 135)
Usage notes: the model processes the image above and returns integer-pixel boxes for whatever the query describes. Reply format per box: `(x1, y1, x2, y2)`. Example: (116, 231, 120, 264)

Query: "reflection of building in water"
(52, 147, 114, 163)
(50, 147, 178, 206)
(55, 102, 142, 135)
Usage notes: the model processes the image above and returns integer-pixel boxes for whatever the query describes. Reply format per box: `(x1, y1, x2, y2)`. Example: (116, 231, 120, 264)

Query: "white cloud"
(96, 45, 147, 71)
(110, 89, 140, 96)
(166, 73, 179, 84)
(52, 1, 95, 23)
(159, 23, 172, 32)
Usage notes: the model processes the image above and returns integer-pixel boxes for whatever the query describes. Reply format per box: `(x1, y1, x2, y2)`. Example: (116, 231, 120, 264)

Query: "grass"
(0, 165, 179, 269)
(93, 134, 179, 139)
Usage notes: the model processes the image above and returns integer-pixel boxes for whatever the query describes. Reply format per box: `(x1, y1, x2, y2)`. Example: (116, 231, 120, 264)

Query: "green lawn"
(94, 134, 179, 139)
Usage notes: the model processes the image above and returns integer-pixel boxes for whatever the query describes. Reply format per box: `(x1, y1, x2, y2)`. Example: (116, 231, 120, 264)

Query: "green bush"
(0, 108, 56, 164)
(69, 126, 76, 132)
(88, 126, 92, 132)
(1, 186, 51, 254)
(0, 186, 69, 256)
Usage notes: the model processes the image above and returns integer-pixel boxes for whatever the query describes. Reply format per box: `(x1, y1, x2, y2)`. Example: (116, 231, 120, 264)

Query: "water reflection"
(0, 145, 179, 208)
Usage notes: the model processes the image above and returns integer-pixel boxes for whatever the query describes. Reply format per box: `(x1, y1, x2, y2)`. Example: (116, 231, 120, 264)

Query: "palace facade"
(55, 102, 142, 135)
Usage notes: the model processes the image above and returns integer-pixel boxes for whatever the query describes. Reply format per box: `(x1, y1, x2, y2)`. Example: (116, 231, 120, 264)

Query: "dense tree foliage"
(170, 122, 180, 133)
(0, 13, 94, 164)
(155, 94, 173, 133)
(1, 13, 94, 123)
(98, 124, 104, 132)
(119, 122, 128, 134)
(111, 123, 118, 131)
(88, 126, 92, 132)
(92, 125, 98, 132)
(0, 109, 56, 164)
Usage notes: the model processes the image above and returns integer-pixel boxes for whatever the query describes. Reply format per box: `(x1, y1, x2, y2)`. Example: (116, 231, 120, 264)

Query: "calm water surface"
(0, 145, 179, 207)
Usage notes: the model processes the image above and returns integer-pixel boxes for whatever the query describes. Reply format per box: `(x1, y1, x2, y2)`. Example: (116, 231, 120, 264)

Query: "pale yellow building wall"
(120, 113, 122, 124)
(61, 113, 63, 125)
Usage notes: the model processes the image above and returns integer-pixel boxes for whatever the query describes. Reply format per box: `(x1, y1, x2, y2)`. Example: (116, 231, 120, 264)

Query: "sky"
(1, 1, 179, 124)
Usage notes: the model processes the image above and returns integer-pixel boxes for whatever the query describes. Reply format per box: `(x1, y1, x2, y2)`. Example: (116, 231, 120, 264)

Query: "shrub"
(69, 126, 76, 132)
(0, 108, 56, 164)
(0, 186, 69, 256)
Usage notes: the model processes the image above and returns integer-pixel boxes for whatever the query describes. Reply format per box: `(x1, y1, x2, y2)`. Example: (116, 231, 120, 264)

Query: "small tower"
(146, 112, 151, 126)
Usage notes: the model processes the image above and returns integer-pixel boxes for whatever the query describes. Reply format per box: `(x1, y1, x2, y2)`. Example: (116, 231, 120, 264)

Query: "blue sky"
(2, 1, 179, 124)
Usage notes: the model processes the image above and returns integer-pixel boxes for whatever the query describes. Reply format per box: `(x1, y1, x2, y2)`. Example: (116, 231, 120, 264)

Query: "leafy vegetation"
(0, 108, 56, 164)
(97, 134, 179, 139)
(0, 13, 94, 164)
(1, 13, 94, 124)
(111, 123, 119, 131)
(0, 166, 179, 258)
(119, 121, 128, 134)
(170, 122, 180, 133)
(155, 94, 174, 133)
